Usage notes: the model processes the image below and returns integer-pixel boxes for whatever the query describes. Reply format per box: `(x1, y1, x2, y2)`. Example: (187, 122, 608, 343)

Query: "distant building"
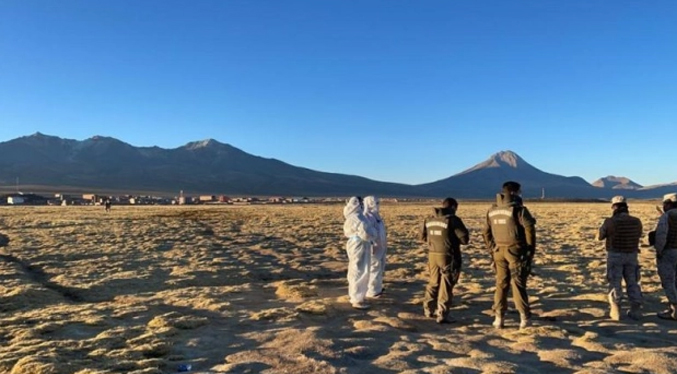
(82, 194, 98, 201)
(199, 195, 216, 202)
(218, 195, 231, 203)
(291, 197, 311, 203)
(8, 196, 24, 205)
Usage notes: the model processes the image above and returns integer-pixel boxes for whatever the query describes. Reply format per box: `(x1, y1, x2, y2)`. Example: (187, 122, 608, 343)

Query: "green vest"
(488, 204, 525, 248)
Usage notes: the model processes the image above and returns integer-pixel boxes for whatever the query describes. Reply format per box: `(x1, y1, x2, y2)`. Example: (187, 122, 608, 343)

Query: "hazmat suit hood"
(344, 197, 363, 219)
(363, 196, 380, 215)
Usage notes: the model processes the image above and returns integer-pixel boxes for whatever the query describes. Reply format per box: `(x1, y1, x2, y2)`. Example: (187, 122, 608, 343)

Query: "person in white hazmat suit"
(364, 195, 387, 298)
(343, 196, 377, 309)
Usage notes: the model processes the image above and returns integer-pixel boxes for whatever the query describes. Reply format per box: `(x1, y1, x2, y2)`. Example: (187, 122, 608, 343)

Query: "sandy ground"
(0, 201, 676, 374)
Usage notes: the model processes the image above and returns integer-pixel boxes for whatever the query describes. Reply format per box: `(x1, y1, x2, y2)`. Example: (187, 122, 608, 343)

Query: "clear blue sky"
(1, 1, 676, 186)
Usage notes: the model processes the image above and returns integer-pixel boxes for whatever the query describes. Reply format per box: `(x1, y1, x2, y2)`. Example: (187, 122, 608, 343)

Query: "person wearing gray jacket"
(653, 193, 677, 320)
(598, 195, 644, 321)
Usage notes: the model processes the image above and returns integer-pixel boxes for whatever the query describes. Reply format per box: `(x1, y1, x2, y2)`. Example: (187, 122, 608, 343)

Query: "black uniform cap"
(442, 197, 458, 208)
(502, 181, 521, 194)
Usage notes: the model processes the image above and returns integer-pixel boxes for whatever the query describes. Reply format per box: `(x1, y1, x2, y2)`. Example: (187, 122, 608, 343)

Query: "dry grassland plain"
(0, 201, 676, 374)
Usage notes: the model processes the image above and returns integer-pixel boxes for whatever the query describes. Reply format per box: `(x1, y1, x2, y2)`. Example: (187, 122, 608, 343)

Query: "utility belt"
(606, 248, 639, 254)
(658, 247, 677, 258)
(494, 241, 525, 251)
(428, 250, 453, 256)
(493, 244, 527, 254)
(428, 248, 459, 258)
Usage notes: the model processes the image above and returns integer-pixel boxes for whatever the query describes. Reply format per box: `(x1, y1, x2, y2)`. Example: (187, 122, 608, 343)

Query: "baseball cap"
(664, 193, 677, 203)
(611, 196, 626, 205)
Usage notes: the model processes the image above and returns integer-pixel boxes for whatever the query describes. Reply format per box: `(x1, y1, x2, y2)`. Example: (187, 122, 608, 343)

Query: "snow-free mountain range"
(0, 133, 674, 199)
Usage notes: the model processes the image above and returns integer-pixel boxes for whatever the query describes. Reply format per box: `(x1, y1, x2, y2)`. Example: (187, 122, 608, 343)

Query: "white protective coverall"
(343, 197, 376, 305)
(364, 196, 387, 297)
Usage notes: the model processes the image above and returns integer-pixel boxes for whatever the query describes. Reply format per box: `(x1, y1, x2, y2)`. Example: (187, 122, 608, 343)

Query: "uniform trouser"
(423, 253, 460, 318)
(606, 251, 642, 305)
(346, 237, 372, 304)
(657, 248, 677, 304)
(367, 243, 387, 297)
(493, 246, 530, 317)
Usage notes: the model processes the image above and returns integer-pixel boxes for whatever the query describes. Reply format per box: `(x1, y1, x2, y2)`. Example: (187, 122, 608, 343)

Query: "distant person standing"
(343, 196, 377, 310)
(652, 193, 677, 320)
(482, 181, 536, 329)
(104, 200, 112, 212)
(598, 196, 644, 321)
(363, 196, 387, 299)
(420, 197, 469, 323)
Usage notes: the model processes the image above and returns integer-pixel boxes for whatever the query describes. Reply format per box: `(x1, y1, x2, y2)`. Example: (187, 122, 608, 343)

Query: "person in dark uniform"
(482, 181, 536, 329)
(653, 193, 677, 320)
(420, 197, 470, 323)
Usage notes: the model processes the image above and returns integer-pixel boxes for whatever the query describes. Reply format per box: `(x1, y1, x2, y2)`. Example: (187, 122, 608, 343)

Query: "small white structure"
(83, 194, 98, 201)
(8, 196, 24, 205)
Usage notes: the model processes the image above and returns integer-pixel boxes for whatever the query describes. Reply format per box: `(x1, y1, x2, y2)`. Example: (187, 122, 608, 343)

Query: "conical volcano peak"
(476, 150, 526, 169)
(489, 150, 523, 168)
(454, 150, 537, 176)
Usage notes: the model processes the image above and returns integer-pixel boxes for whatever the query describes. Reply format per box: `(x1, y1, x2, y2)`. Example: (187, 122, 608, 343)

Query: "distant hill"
(0, 134, 674, 199)
(591, 178, 677, 199)
(592, 176, 642, 190)
(634, 182, 677, 199)
(417, 151, 606, 199)
(0, 133, 419, 197)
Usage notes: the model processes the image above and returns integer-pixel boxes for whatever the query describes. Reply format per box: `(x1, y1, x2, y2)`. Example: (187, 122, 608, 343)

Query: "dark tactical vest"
(425, 211, 454, 255)
(667, 210, 677, 249)
(606, 213, 642, 253)
(488, 203, 525, 249)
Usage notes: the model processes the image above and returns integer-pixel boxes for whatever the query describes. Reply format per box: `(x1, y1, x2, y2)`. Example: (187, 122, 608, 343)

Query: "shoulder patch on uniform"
(488, 209, 512, 217)
(425, 221, 448, 229)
